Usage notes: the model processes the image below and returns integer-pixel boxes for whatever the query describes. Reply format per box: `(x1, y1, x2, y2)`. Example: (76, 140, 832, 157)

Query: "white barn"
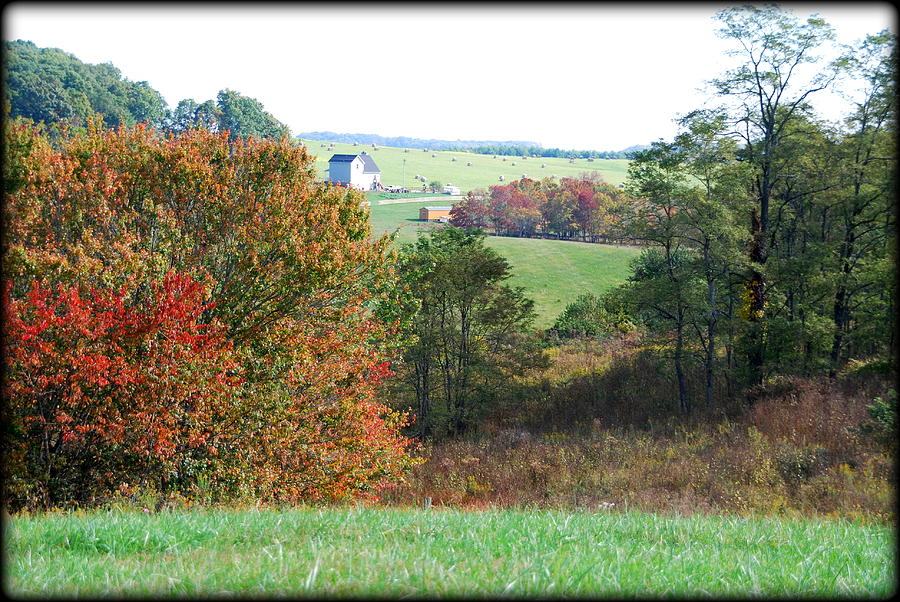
(327, 152, 382, 190)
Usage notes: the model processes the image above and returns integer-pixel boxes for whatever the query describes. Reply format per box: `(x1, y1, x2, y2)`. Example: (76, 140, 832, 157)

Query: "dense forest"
(4, 40, 168, 129)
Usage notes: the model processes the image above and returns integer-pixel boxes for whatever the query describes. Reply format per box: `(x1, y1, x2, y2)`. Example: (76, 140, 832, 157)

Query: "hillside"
(299, 131, 540, 150)
(301, 139, 631, 192)
(365, 193, 639, 328)
(313, 138, 640, 328)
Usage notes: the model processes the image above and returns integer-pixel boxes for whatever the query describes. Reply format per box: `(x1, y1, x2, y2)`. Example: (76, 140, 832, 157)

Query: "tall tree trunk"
(675, 310, 689, 414)
(829, 232, 855, 376)
(747, 204, 768, 384)
(413, 357, 431, 438)
(703, 242, 717, 410)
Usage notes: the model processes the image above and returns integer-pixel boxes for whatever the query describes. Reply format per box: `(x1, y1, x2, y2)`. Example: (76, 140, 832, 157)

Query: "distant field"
(300, 138, 631, 192)
(7, 507, 893, 597)
(367, 199, 638, 328)
(304, 137, 639, 328)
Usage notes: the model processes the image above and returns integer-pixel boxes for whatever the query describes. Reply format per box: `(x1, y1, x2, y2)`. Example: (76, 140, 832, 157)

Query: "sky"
(4, 2, 896, 151)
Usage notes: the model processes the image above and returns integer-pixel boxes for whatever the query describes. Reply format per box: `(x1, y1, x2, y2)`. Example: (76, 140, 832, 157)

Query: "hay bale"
(511, 162, 517, 166)
(466, 162, 472, 166)
(451, 157, 457, 161)
(522, 174, 527, 178)
(498, 175, 505, 181)
(541, 163, 546, 168)
(502, 157, 507, 162)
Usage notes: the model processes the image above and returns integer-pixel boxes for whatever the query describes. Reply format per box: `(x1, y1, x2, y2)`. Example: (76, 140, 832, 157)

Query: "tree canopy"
(4, 40, 169, 129)
(4, 41, 292, 141)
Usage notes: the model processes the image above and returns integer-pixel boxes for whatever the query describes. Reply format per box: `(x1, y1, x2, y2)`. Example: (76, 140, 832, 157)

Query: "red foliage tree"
(449, 189, 491, 230)
(4, 273, 240, 506)
(3, 117, 418, 509)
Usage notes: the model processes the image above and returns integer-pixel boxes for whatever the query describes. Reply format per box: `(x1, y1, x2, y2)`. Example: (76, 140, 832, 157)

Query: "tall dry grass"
(382, 338, 895, 523)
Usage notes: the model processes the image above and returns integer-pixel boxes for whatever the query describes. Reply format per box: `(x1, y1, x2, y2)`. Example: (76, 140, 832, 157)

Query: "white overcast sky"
(4, 2, 896, 150)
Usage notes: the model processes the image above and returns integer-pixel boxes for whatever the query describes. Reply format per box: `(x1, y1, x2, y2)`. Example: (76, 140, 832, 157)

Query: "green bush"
(550, 292, 632, 339)
(862, 389, 896, 445)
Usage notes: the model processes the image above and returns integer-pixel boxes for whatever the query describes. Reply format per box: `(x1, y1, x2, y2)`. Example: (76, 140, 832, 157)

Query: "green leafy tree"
(671, 110, 749, 406)
(711, 5, 839, 383)
(215, 89, 290, 140)
(826, 31, 897, 372)
(4, 40, 167, 129)
(389, 227, 539, 438)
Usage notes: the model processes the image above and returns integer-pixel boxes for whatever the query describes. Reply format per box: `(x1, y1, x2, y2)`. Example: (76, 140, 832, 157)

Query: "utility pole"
(402, 158, 406, 192)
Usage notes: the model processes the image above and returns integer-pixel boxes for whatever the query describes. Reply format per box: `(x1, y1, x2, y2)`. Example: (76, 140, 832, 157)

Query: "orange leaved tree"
(3, 117, 417, 509)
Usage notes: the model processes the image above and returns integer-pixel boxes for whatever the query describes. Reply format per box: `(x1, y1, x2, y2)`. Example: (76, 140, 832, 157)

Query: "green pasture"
(7, 507, 893, 597)
(300, 138, 631, 192)
(367, 199, 639, 328)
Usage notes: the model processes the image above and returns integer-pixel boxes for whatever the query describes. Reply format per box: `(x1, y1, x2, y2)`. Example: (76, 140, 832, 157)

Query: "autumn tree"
(3, 118, 417, 508)
(449, 188, 491, 230)
(4, 274, 241, 507)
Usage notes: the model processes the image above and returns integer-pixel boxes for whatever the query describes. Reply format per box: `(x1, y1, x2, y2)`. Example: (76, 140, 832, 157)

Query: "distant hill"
(300, 131, 645, 159)
(298, 131, 541, 150)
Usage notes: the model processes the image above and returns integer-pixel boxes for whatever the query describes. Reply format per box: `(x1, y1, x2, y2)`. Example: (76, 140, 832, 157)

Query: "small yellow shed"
(419, 206, 453, 221)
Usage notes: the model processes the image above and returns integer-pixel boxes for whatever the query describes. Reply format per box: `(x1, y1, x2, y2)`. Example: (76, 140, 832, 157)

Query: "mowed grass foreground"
(6, 507, 894, 597)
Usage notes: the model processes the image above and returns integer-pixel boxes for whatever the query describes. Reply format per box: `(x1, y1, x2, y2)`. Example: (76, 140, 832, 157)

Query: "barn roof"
(423, 206, 453, 211)
(359, 153, 381, 173)
(328, 154, 358, 163)
(328, 153, 381, 173)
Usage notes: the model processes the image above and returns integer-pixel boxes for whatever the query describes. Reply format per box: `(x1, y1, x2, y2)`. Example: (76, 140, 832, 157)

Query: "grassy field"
(300, 136, 639, 328)
(367, 198, 639, 328)
(300, 138, 631, 192)
(6, 507, 894, 597)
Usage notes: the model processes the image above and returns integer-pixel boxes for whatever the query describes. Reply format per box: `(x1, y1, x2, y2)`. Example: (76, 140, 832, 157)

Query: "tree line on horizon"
(300, 131, 639, 159)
